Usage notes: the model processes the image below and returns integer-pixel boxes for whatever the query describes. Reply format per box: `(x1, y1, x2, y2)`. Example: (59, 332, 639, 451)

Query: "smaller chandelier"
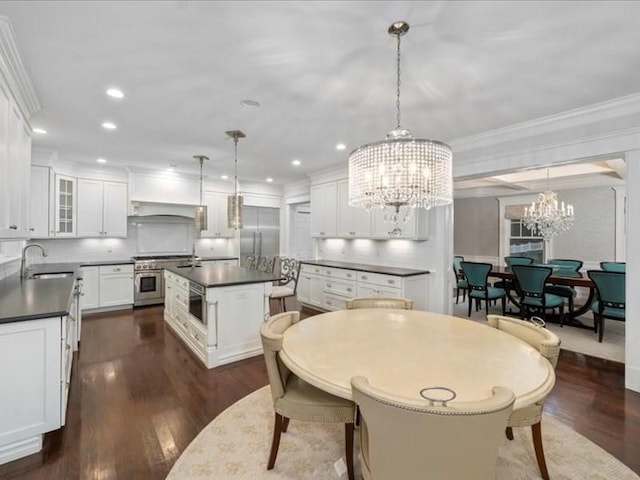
(348, 21, 453, 225)
(522, 190, 575, 239)
(226, 130, 245, 230)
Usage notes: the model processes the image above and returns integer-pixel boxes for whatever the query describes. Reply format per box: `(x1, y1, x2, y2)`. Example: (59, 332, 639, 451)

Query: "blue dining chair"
(544, 259, 583, 314)
(587, 270, 625, 343)
(460, 261, 506, 317)
(600, 261, 626, 273)
(511, 265, 564, 325)
(494, 256, 534, 301)
(453, 256, 468, 304)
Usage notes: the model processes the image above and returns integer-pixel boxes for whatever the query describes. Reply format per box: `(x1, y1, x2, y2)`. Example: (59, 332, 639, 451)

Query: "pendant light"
(226, 130, 245, 229)
(193, 155, 209, 233)
(348, 21, 453, 225)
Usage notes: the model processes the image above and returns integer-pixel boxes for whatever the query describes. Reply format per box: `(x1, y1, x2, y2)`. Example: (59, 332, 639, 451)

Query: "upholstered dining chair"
(350, 376, 515, 480)
(453, 255, 468, 304)
(511, 264, 564, 325)
(269, 257, 301, 313)
(345, 297, 414, 310)
(587, 270, 626, 343)
(460, 261, 506, 316)
(257, 256, 276, 274)
(600, 261, 626, 273)
(544, 259, 583, 313)
(487, 314, 561, 480)
(494, 256, 534, 299)
(260, 311, 355, 479)
(244, 254, 258, 270)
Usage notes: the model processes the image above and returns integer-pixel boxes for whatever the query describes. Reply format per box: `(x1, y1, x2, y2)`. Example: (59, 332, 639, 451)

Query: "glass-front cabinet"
(55, 174, 76, 237)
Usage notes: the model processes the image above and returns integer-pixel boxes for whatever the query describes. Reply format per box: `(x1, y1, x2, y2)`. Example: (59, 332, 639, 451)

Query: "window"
(509, 219, 544, 263)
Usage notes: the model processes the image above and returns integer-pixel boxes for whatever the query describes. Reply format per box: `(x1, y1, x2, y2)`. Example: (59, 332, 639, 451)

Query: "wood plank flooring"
(0, 305, 638, 479)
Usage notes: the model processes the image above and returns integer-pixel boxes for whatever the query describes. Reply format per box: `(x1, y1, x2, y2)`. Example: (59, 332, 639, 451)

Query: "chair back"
(511, 265, 552, 300)
(278, 257, 301, 293)
(487, 315, 561, 368)
(260, 311, 300, 404)
(600, 261, 626, 273)
(459, 262, 491, 291)
(504, 256, 534, 267)
(587, 270, 626, 310)
(453, 256, 465, 279)
(547, 259, 583, 272)
(257, 256, 276, 274)
(351, 376, 514, 480)
(346, 297, 413, 310)
(244, 255, 258, 270)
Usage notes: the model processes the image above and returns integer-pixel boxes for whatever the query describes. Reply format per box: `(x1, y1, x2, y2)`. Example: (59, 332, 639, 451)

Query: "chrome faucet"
(21, 243, 47, 278)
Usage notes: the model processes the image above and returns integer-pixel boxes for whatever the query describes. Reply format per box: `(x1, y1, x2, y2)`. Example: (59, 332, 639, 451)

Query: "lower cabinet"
(0, 314, 73, 465)
(80, 264, 134, 311)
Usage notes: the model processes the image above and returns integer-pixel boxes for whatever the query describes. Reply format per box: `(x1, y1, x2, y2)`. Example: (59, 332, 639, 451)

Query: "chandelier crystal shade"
(226, 130, 245, 230)
(522, 190, 575, 239)
(193, 155, 209, 234)
(348, 21, 453, 224)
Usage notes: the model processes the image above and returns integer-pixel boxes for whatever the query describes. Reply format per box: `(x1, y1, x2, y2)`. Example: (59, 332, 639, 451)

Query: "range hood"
(129, 201, 197, 218)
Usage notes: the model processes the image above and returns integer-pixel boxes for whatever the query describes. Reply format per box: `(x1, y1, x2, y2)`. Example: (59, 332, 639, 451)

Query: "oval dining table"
(280, 309, 555, 410)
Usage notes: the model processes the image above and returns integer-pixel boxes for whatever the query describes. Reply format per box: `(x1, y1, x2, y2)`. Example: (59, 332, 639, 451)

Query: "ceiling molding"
(0, 16, 40, 120)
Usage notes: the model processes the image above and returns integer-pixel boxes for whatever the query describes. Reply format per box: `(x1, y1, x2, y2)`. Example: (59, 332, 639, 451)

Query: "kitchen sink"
(29, 272, 75, 279)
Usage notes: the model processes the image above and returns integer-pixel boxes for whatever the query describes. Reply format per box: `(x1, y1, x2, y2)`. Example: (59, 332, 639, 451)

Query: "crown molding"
(0, 16, 41, 120)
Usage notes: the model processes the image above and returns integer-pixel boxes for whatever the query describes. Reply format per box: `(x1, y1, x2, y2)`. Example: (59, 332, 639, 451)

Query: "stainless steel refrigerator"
(240, 206, 280, 265)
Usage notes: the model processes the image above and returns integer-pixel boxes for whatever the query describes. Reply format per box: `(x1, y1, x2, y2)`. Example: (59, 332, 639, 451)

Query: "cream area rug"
(167, 386, 638, 480)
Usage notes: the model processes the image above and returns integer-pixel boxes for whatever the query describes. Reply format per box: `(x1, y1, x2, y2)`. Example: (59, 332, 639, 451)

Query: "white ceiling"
(2, 1, 640, 186)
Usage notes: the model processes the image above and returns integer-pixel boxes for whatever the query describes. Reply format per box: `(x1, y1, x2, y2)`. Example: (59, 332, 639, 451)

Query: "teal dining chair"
(511, 265, 564, 324)
(544, 259, 583, 313)
(587, 270, 625, 343)
(460, 261, 506, 317)
(600, 261, 626, 273)
(453, 256, 468, 304)
(494, 256, 534, 299)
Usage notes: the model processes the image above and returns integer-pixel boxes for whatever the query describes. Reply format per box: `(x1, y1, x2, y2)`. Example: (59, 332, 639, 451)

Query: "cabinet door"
(54, 174, 76, 237)
(202, 192, 234, 238)
(100, 273, 134, 307)
(310, 182, 337, 237)
(80, 266, 100, 310)
(103, 181, 128, 237)
(371, 208, 417, 238)
(337, 179, 371, 237)
(0, 86, 9, 237)
(30, 166, 51, 238)
(77, 179, 103, 237)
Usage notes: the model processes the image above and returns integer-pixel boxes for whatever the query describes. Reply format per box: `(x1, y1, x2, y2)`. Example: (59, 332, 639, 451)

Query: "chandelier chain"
(395, 32, 402, 129)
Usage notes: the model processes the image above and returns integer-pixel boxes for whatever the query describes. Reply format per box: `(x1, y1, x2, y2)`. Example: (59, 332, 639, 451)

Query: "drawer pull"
(326, 283, 332, 288)
(194, 333, 200, 341)
(347, 287, 352, 292)
(387, 279, 396, 284)
(113, 268, 121, 272)
(362, 275, 368, 280)
(347, 273, 352, 278)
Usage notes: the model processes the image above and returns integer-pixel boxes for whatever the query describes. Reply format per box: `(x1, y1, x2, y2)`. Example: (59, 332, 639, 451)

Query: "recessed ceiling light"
(221, 175, 229, 180)
(106, 88, 124, 99)
(266, 177, 273, 183)
(240, 99, 260, 108)
(96, 158, 107, 164)
(33, 128, 47, 134)
(336, 143, 346, 151)
(292, 159, 301, 166)
(102, 121, 117, 130)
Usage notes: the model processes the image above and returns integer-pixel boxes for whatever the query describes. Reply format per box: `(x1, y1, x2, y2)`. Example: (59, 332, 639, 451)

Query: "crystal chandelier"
(348, 21, 453, 225)
(226, 130, 245, 230)
(522, 185, 575, 239)
(193, 155, 209, 234)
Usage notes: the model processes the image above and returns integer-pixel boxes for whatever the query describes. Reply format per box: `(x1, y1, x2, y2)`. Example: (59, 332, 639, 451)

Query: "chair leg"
(501, 296, 506, 316)
(559, 304, 564, 327)
(267, 413, 284, 470)
(282, 416, 290, 433)
(505, 426, 514, 440)
(468, 295, 472, 317)
(345, 422, 355, 480)
(593, 313, 598, 333)
(532, 421, 550, 480)
(485, 297, 489, 316)
(463, 289, 466, 302)
(456, 287, 460, 304)
(281, 297, 287, 313)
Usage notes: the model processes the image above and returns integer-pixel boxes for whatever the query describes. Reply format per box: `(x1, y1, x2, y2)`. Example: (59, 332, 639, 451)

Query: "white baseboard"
(625, 364, 640, 393)
(0, 435, 42, 465)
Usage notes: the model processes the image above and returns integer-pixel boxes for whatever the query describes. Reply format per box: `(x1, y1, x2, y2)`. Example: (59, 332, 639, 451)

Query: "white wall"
(0, 240, 22, 279)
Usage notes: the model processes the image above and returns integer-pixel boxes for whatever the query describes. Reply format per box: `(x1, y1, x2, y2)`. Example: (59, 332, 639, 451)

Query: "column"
(625, 152, 640, 392)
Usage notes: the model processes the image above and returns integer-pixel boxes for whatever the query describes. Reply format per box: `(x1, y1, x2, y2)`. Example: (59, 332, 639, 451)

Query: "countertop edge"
(300, 260, 430, 277)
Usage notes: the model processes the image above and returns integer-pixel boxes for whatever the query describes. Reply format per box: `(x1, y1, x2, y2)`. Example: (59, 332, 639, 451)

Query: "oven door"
(189, 282, 207, 325)
(134, 270, 163, 304)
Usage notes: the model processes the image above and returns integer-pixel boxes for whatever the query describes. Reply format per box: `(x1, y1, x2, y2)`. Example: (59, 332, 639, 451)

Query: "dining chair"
(244, 254, 258, 270)
(600, 261, 626, 273)
(460, 261, 506, 316)
(345, 297, 414, 310)
(269, 257, 301, 313)
(544, 259, 583, 313)
(494, 256, 534, 295)
(587, 270, 625, 342)
(260, 311, 355, 479)
(487, 314, 561, 480)
(511, 265, 565, 324)
(453, 255, 468, 304)
(350, 376, 515, 480)
(257, 256, 276, 274)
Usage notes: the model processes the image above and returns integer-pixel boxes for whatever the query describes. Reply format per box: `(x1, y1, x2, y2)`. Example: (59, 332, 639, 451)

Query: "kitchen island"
(163, 265, 281, 369)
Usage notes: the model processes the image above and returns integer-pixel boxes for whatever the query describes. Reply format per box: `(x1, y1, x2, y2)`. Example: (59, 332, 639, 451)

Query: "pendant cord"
(234, 135, 239, 198)
(396, 32, 402, 129)
(199, 157, 203, 205)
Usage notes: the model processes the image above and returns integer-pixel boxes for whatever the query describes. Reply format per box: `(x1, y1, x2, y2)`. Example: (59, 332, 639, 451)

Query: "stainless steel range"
(133, 255, 198, 306)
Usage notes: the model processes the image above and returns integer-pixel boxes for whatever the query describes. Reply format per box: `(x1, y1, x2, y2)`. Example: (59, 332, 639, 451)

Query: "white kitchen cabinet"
(337, 179, 371, 237)
(54, 174, 76, 237)
(98, 265, 134, 307)
(200, 258, 239, 266)
(310, 182, 338, 237)
(80, 266, 100, 310)
(77, 179, 127, 237)
(201, 191, 234, 238)
(29, 165, 52, 238)
(371, 207, 429, 240)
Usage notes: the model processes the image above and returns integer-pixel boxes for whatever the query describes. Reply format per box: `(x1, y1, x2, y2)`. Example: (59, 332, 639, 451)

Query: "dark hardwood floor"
(0, 305, 638, 479)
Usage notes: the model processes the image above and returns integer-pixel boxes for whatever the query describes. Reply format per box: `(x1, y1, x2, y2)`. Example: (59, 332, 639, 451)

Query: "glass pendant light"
(193, 155, 209, 233)
(226, 130, 245, 229)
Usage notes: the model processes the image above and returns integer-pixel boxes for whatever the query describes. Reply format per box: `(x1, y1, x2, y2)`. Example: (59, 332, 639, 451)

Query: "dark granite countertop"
(0, 274, 75, 324)
(79, 259, 134, 266)
(300, 260, 430, 277)
(166, 265, 282, 288)
(198, 256, 239, 261)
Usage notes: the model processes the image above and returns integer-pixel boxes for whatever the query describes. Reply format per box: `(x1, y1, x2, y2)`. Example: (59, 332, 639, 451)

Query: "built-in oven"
(189, 281, 207, 325)
(134, 269, 164, 306)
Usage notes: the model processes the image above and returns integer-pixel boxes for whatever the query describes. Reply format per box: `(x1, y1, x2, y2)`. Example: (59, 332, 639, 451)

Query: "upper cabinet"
(337, 179, 371, 237)
(77, 179, 127, 237)
(201, 191, 234, 238)
(54, 174, 76, 237)
(29, 165, 52, 238)
(310, 182, 338, 237)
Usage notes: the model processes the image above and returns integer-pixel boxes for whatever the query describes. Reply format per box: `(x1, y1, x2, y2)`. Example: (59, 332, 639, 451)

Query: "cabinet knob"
(387, 279, 395, 284)
(326, 283, 332, 288)
(362, 275, 368, 280)
(113, 268, 121, 272)
(29, 227, 35, 231)
(9, 225, 17, 229)
(347, 287, 352, 292)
